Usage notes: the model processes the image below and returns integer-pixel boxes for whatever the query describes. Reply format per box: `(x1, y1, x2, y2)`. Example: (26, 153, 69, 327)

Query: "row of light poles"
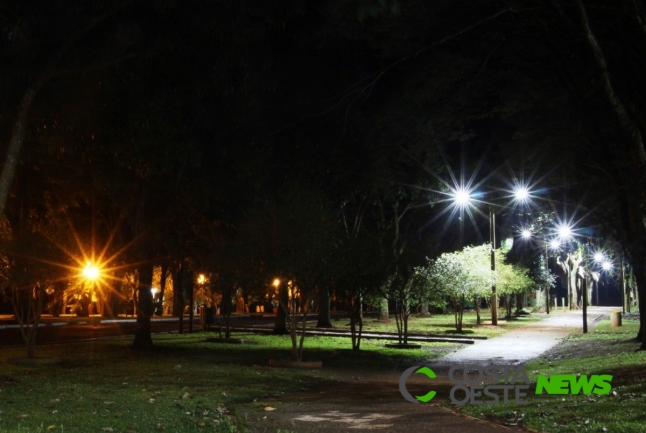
(450, 184, 530, 326)
(449, 180, 617, 330)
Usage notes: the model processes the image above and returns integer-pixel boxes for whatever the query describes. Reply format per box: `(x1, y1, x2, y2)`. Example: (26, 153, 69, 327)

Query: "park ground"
(0, 307, 643, 433)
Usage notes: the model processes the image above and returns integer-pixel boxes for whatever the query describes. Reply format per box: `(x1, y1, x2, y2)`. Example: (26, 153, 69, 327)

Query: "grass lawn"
(0, 329, 459, 433)
(331, 310, 543, 339)
(460, 318, 646, 433)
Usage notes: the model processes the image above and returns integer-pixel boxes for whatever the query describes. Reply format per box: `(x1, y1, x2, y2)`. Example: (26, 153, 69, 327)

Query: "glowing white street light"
(602, 261, 612, 271)
(513, 186, 530, 203)
(452, 188, 472, 208)
(549, 239, 560, 250)
(521, 229, 532, 240)
(557, 224, 573, 240)
(593, 252, 605, 263)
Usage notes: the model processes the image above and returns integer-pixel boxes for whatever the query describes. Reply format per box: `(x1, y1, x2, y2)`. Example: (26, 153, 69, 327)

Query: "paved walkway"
(242, 307, 618, 432)
(435, 307, 615, 366)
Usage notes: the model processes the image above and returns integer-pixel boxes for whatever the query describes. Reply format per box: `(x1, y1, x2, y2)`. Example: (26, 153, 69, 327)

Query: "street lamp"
(80, 262, 101, 317)
(452, 188, 472, 208)
(82, 262, 100, 280)
(449, 184, 532, 326)
(512, 186, 530, 205)
(557, 223, 573, 241)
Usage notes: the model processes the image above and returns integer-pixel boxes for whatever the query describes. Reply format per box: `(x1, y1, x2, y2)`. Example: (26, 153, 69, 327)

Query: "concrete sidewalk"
(434, 307, 615, 366)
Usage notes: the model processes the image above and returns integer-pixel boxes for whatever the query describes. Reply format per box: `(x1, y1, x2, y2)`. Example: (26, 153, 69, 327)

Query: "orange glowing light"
(82, 262, 100, 280)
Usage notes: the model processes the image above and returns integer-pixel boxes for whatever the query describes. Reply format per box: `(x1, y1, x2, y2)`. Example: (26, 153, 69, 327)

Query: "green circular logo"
(399, 366, 437, 403)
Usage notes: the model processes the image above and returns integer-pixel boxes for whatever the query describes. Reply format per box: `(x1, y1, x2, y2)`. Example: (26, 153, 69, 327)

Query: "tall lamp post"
(592, 251, 612, 306)
(552, 226, 591, 334)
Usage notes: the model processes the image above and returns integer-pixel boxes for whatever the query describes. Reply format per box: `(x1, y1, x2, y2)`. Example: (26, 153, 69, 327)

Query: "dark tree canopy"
(2, 0, 646, 347)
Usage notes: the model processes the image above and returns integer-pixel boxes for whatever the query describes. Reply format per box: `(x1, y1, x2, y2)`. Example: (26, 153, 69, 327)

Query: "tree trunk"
(51, 282, 66, 317)
(418, 300, 430, 317)
(157, 262, 169, 316)
(132, 263, 154, 349)
(349, 294, 364, 351)
(378, 298, 390, 322)
(316, 287, 333, 328)
(220, 287, 234, 339)
(0, 71, 53, 219)
(172, 268, 183, 317)
(454, 304, 464, 333)
(172, 268, 185, 333)
(272, 283, 288, 334)
(187, 270, 194, 333)
(634, 265, 646, 346)
(11, 284, 45, 359)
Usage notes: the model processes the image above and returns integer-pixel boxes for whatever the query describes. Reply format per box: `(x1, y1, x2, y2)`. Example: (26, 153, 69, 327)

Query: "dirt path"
(238, 308, 616, 432)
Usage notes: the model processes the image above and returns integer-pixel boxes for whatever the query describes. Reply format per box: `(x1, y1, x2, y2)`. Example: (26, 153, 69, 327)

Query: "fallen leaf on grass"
(264, 407, 276, 411)
(182, 392, 191, 399)
(104, 401, 114, 405)
(155, 424, 166, 431)
(16, 414, 28, 419)
(46, 425, 56, 431)
(49, 398, 60, 403)
(101, 428, 114, 432)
